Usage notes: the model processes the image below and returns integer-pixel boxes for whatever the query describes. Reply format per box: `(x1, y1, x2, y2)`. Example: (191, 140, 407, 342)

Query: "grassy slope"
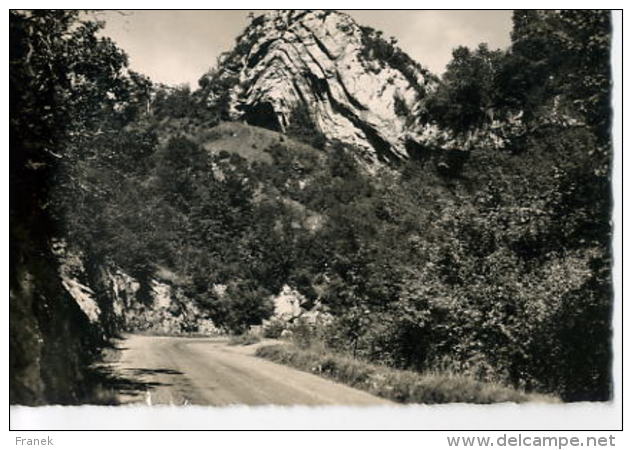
(155, 119, 321, 163)
(256, 343, 559, 404)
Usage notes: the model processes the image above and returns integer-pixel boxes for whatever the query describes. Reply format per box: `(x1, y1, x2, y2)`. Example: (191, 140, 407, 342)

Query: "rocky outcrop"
(54, 241, 103, 324)
(55, 241, 219, 336)
(263, 284, 333, 328)
(202, 10, 441, 164)
(270, 284, 306, 320)
(106, 268, 219, 335)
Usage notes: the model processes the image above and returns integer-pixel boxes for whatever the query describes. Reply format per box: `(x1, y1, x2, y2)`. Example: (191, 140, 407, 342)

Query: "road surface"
(107, 334, 392, 406)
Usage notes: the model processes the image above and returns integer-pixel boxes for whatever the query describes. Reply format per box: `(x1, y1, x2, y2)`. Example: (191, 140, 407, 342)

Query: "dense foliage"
(406, 9, 612, 400)
(426, 44, 505, 132)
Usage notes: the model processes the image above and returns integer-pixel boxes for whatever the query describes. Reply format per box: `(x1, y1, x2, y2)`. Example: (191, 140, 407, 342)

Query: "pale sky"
(96, 10, 513, 88)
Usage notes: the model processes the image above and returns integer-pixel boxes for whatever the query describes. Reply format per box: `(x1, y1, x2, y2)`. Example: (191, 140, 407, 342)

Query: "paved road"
(108, 334, 392, 406)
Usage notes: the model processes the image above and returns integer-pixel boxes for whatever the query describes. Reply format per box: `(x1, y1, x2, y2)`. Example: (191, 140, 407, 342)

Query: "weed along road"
(108, 334, 392, 406)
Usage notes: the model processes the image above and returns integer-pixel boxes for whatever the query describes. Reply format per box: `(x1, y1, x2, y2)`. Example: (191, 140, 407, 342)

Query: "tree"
(11, 11, 131, 225)
(207, 281, 274, 334)
(501, 10, 612, 142)
(427, 44, 505, 132)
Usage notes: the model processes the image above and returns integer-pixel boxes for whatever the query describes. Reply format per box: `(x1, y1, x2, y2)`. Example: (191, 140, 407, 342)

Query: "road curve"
(108, 334, 392, 406)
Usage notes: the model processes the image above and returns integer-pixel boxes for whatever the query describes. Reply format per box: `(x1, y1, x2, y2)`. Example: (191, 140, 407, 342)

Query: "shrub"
(207, 281, 274, 334)
(262, 318, 286, 338)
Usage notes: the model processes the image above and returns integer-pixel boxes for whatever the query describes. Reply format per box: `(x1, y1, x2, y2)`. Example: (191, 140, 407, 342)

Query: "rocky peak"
(202, 10, 440, 164)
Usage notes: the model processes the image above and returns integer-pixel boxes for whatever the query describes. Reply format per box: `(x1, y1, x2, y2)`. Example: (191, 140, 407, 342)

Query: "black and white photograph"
(8, 6, 623, 436)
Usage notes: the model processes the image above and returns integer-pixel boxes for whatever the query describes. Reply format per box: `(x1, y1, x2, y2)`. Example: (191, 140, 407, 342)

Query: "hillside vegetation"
(256, 344, 558, 404)
(10, 10, 613, 404)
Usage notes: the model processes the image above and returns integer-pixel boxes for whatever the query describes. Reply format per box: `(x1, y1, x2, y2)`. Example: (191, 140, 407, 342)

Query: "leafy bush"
(285, 317, 326, 349)
(262, 318, 286, 339)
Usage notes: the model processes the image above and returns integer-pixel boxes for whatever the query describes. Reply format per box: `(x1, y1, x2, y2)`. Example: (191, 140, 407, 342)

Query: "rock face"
(11, 239, 112, 404)
(203, 10, 440, 164)
(106, 269, 220, 335)
(55, 241, 219, 337)
(270, 284, 306, 320)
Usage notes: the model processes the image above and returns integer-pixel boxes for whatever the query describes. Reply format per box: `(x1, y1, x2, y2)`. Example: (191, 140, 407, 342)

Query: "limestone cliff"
(201, 10, 441, 164)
